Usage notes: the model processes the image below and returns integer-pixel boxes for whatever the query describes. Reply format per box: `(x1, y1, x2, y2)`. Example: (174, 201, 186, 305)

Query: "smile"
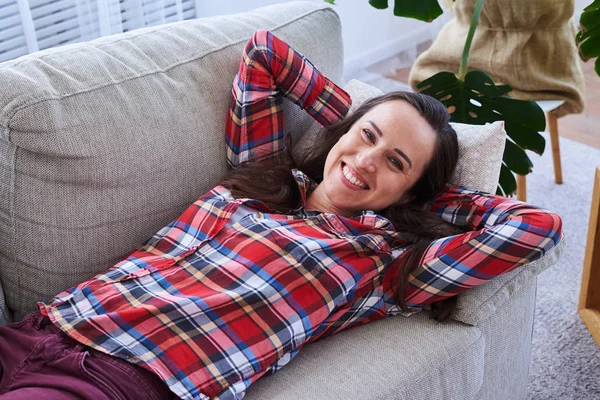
(340, 162, 369, 190)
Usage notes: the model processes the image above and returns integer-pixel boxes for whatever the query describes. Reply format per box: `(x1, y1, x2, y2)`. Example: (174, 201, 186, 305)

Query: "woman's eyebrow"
(365, 120, 413, 169)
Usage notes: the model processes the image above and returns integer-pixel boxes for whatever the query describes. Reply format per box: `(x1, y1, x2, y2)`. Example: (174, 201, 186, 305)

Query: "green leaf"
(324, 0, 335, 3)
(369, 0, 388, 9)
(392, 0, 444, 22)
(481, 94, 545, 132)
(503, 139, 533, 175)
(504, 121, 545, 155)
(584, 0, 600, 10)
(417, 70, 546, 191)
(580, 8, 600, 32)
(578, 1, 600, 78)
(498, 164, 517, 196)
(580, 28, 600, 57)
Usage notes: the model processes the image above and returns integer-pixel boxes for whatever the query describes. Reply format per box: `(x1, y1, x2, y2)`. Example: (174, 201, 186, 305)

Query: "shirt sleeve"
(226, 29, 352, 168)
(402, 184, 563, 308)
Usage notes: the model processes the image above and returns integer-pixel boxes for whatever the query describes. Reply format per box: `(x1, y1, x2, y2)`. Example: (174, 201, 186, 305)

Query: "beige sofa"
(0, 2, 563, 399)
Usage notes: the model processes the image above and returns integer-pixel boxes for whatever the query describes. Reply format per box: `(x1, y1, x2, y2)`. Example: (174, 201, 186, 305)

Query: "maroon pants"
(0, 312, 177, 399)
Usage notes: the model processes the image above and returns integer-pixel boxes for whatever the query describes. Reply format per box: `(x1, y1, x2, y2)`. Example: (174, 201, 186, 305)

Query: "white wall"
(321, 1, 451, 78)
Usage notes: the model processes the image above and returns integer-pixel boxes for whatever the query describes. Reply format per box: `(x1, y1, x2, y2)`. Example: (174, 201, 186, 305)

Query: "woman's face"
(311, 99, 438, 216)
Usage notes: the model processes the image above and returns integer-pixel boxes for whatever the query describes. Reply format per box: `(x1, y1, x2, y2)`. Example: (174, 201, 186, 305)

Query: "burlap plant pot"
(409, 0, 585, 118)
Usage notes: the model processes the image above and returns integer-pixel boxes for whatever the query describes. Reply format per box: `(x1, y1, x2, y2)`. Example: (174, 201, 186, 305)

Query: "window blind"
(0, 1, 29, 61)
(0, 0, 197, 63)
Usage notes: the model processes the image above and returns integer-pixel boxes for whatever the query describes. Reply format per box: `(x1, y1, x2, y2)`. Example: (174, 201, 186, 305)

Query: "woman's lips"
(340, 162, 368, 191)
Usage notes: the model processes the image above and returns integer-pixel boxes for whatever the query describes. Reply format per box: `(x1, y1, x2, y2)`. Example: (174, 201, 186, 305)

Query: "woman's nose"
(356, 150, 377, 174)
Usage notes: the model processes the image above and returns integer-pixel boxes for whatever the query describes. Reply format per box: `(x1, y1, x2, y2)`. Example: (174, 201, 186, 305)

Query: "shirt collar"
(290, 169, 396, 231)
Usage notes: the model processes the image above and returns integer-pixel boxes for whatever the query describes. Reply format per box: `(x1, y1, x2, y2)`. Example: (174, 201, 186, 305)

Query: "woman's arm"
(403, 185, 563, 308)
(226, 29, 352, 168)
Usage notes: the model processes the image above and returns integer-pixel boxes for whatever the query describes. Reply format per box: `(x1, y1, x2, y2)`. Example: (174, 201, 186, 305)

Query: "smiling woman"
(222, 72, 466, 320)
(309, 98, 440, 215)
(0, 29, 563, 400)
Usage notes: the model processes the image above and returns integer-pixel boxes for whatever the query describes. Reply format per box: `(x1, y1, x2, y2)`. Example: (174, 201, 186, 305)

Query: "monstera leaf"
(577, 0, 600, 76)
(368, 0, 444, 22)
(417, 71, 546, 196)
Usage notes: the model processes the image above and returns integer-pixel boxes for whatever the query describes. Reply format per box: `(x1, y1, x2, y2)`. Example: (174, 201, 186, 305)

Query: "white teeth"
(342, 165, 366, 188)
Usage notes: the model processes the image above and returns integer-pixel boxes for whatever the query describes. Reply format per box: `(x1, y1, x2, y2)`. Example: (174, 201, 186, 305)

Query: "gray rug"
(525, 133, 600, 399)
(365, 75, 600, 398)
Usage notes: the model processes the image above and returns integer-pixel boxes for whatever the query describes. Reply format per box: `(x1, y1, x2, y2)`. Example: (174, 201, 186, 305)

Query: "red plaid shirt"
(40, 30, 563, 400)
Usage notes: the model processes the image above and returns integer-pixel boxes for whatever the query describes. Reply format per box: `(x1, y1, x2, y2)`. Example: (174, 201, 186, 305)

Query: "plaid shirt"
(40, 30, 563, 400)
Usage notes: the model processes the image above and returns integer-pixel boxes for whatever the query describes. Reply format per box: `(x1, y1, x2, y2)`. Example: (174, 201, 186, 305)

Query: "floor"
(386, 60, 600, 150)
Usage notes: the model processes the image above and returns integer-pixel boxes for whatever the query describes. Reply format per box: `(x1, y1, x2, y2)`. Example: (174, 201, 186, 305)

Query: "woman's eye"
(390, 157, 403, 171)
(363, 129, 375, 143)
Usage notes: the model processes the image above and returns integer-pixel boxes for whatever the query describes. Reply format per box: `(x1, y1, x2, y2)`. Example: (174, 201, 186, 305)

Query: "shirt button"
(452, 200, 458, 205)
(255, 212, 263, 218)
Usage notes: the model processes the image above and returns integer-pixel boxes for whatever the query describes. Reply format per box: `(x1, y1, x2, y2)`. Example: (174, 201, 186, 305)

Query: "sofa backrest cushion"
(0, 1, 344, 321)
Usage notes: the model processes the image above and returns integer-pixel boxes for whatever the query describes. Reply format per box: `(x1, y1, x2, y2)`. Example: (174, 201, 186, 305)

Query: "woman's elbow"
(529, 210, 563, 245)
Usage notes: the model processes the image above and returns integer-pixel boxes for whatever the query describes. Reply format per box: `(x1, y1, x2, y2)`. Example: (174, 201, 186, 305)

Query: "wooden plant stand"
(579, 166, 600, 347)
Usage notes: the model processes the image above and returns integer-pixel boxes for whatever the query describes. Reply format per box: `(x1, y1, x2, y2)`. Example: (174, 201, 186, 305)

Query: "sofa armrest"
(452, 236, 566, 326)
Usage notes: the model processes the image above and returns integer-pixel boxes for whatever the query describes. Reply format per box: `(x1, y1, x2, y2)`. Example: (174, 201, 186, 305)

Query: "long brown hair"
(221, 91, 465, 321)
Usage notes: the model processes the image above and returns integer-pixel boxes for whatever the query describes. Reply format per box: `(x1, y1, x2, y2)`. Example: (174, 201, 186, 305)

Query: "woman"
(0, 30, 562, 400)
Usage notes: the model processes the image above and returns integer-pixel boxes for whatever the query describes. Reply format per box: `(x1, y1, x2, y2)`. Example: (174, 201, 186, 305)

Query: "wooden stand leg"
(579, 167, 600, 347)
(516, 174, 527, 202)
(548, 111, 563, 184)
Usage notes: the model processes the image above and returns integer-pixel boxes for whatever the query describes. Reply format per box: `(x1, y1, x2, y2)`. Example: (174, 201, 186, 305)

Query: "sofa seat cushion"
(245, 312, 484, 400)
